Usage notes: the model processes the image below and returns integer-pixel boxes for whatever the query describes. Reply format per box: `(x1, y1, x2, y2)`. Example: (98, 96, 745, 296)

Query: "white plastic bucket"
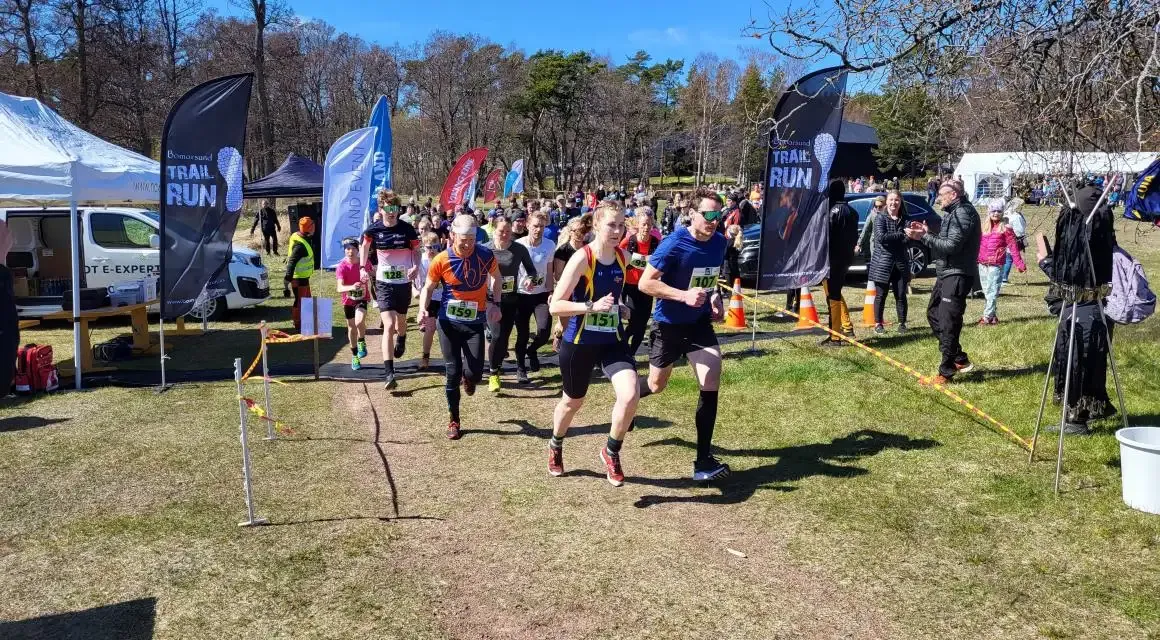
(1115, 427, 1160, 515)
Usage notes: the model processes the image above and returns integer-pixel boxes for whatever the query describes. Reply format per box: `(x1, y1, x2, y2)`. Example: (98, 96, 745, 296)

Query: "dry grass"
(1, 205, 1159, 639)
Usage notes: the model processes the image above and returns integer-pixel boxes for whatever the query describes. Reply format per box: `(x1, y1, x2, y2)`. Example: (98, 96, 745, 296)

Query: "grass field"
(2, 206, 1160, 639)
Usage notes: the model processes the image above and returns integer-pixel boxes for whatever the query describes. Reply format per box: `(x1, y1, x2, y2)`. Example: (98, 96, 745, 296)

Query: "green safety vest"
(289, 233, 315, 279)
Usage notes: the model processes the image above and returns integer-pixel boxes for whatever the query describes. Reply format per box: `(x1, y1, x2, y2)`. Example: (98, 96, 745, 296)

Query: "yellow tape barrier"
(723, 283, 1033, 451)
(240, 329, 324, 382)
(239, 396, 295, 436)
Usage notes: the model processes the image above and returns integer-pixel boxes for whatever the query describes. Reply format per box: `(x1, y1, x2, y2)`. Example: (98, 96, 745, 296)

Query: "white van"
(0, 206, 269, 319)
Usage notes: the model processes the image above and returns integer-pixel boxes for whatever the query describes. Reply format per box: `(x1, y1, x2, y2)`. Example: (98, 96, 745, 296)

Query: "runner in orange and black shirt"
(418, 214, 502, 440)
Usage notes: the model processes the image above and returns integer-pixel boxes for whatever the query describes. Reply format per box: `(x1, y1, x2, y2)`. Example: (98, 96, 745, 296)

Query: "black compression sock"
(447, 387, 461, 423)
(695, 390, 719, 461)
(350, 346, 357, 355)
(549, 435, 564, 449)
(605, 436, 623, 454)
(637, 377, 653, 400)
(385, 360, 394, 374)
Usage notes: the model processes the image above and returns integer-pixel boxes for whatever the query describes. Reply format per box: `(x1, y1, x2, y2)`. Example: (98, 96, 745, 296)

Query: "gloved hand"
(282, 287, 291, 298)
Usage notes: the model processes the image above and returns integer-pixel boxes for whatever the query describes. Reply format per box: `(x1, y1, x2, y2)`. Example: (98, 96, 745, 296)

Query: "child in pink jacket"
(977, 200, 1026, 324)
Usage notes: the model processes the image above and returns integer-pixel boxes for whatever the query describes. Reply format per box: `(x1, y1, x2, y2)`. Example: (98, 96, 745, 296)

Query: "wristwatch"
(584, 301, 594, 312)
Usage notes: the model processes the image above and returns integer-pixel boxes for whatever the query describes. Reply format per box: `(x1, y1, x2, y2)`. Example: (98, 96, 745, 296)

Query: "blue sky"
(207, 0, 777, 66)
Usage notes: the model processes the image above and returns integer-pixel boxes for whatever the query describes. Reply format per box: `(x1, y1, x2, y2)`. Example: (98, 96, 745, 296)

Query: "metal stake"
(1054, 301, 1080, 495)
(1030, 302, 1067, 463)
(235, 357, 267, 527)
(260, 322, 274, 440)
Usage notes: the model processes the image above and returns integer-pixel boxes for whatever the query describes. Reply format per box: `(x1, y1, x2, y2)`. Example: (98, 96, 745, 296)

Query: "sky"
(206, 0, 780, 67)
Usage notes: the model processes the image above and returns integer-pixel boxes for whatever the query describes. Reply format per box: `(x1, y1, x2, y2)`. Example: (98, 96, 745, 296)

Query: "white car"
(0, 206, 269, 320)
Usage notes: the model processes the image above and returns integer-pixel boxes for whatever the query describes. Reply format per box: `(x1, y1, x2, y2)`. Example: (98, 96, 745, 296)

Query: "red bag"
(14, 344, 58, 394)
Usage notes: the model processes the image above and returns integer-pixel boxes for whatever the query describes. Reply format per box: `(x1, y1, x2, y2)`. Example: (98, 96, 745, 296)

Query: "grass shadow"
(633, 429, 940, 508)
(0, 416, 70, 433)
(263, 514, 444, 527)
(0, 596, 156, 640)
(361, 383, 399, 517)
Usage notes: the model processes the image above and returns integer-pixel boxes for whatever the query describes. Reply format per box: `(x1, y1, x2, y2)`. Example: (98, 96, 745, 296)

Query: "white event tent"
(0, 91, 161, 389)
(953, 151, 1157, 202)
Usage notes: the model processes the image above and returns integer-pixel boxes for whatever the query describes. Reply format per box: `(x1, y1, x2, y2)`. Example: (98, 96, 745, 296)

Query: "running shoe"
(393, 335, 406, 359)
(516, 367, 530, 384)
(693, 456, 730, 482)
(977, 317, 990, 326)
(528, 352, 541, 372)
(488, 374, 501, 393)
(897, 323, 908, 333)
(548, 446, 564, 476)
(600, 447, 625, 487)
(954, 358, 974, 373)
(357, 339, 368, 359)
(446, 420, 461, 440)
(874, 324, 886, 335)
(383, 372, 397, 390)
(419, 355, 430, 370)
(351, 355, 362, 371)
(989, 317, 1000, 325)
(462, 375, 476, 396)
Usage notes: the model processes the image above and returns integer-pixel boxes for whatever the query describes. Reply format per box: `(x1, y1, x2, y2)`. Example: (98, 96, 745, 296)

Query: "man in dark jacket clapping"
(906, 181, 982, 384)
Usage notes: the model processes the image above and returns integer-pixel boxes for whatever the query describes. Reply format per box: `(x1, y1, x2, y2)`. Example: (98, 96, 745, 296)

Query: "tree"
(869, 85, 952, 177)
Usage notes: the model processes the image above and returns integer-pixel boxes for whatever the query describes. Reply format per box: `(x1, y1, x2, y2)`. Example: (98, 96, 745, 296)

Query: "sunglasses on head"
(698, 209, 723, 222)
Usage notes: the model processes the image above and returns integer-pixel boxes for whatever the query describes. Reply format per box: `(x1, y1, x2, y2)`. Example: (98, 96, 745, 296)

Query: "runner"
(511, 209, 529, 239)
(335, 237, 369, 370)
(418, 214, 502, 440)
(515, 210, 556, 382)
(485, 216, 537, 391)
(619, 210, 660, 356)
(360, 189, 421, 389)
(637, 186, 730, 482)
(547, 201, 639, 486)
(415, 231, 444, 370)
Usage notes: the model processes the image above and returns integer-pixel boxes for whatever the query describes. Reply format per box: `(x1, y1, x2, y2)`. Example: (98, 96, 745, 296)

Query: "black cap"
(341, 237, 359, 248)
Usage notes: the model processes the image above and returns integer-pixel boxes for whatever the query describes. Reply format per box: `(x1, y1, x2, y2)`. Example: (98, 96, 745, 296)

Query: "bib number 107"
(689, 267, 719, 289)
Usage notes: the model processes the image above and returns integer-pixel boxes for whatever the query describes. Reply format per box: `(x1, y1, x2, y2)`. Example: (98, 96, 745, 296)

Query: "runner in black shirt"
(360, 190, 421, 388)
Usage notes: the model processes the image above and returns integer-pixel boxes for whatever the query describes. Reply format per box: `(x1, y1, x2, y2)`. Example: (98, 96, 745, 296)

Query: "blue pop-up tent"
(243, 153, 323, 199)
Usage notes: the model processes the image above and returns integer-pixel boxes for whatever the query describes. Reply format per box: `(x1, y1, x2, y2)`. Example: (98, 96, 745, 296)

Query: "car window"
(91, 213, 153, 249)
(847, 198, 873, 223)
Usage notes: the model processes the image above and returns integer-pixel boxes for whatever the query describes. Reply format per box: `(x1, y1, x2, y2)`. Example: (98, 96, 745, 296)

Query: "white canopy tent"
(0, 91, 160, 389)
(954, 151, 1157, 202)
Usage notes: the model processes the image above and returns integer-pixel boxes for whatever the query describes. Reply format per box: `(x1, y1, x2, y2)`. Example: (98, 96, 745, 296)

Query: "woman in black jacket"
(868, 190, 911, 333)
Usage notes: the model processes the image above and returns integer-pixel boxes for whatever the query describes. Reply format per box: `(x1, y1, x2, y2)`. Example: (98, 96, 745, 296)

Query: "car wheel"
(907, 244, 930, 276)
(185, 295, 228, 322)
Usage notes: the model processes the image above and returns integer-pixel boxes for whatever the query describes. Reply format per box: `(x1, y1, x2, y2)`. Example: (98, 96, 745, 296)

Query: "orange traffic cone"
(794, 287, 819, 330)
(724, 278, 747, 329)
(861, 281, 878, 327)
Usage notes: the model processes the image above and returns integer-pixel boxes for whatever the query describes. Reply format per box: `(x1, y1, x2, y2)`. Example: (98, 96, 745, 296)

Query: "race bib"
(377, 263, 407, 283)
(584, 308, 620, 333)
(629, 253, 647, 270)
(502, 276, 516, 294)
(522, 274, 545, 292)
(688, 266, 720, 289)
(445, 299, 479, 322)
(349, 284, 366, 301)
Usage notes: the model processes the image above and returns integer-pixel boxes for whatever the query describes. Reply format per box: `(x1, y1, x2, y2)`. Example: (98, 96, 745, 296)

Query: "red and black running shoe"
(599, 447, 625, 487)
(548, 446, 564, 477)
(446, 420, 461, 440)
(462, 374, 476, 396)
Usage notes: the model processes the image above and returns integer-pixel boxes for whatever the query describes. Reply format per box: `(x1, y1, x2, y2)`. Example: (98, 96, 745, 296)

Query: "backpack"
(14, 344, 59, 394)
(1106, 247, 1156, 324)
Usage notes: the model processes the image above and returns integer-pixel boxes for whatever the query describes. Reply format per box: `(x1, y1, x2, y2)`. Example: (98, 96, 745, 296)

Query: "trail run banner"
(366, 95, 392, 226)
(503, 159, 524, 199)
(757, 66, 848, 291)
(322, 127, 376, 267)
(160, 73, 253, 319)
(482, 168, 503, 203)
(440, 147, 488, 212)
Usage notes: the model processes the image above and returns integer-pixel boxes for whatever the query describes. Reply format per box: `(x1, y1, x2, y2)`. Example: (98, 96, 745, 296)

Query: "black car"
(737, 192, 943, 283)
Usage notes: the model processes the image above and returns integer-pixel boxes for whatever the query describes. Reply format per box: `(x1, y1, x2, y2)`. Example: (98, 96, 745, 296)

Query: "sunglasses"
(697, 209, 723, 222)
(384, 205, 400, 213)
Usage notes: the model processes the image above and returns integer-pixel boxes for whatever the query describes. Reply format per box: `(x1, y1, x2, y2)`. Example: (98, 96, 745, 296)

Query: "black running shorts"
(343, 301, 368, 319)
(559, 340, 635, 399)
(648, 315, 719, 369)
(376, 281, 412, 314)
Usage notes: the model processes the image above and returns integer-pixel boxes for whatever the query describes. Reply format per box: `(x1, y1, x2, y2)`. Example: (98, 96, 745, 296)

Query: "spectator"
(905, 181, 982, 384)
(1001, 199, 1028, 285)
(976, 200, 1027, 325)
(820, 179, 859, 345)
(856, 196, 885, 259)
(868, 190, 911, 333)
(250, 198, 282, 256)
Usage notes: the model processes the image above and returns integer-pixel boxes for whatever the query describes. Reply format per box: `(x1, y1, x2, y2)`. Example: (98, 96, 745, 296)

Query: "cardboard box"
(13, 276, 29, 297)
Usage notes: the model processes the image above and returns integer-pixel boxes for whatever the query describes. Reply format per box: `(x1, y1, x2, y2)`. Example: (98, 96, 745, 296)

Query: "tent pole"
(69, 197, 83, 390)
